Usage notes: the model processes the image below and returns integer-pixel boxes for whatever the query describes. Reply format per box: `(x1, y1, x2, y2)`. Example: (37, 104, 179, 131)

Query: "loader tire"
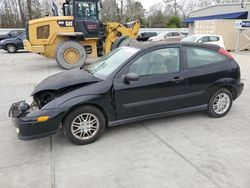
(56, 41, 87, 70)
(111, 36, 129, 51)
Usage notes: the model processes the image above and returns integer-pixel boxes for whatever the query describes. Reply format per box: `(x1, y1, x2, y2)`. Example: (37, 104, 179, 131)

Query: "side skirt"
(109, 105, 208, 127)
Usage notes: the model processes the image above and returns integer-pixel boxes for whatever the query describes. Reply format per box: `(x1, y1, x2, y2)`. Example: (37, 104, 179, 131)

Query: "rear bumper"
(235, 81, 244, 99)
(9, 101, 64, 140)
(0, 44, 4, 49)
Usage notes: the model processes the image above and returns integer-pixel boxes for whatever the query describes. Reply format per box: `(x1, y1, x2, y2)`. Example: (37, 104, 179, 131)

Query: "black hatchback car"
(0, 32, 26, 53)
(9, 42, 244, 145)
(0, 29, 24, 41)
(137, 32, 158, 41)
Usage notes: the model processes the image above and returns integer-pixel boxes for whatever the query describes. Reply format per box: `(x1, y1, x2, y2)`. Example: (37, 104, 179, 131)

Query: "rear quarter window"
(186, 47, 226, 68)
(209, 36, 219, 42)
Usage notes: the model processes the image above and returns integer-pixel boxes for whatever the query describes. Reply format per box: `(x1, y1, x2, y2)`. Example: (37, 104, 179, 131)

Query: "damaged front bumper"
(9, 101, 64, 140)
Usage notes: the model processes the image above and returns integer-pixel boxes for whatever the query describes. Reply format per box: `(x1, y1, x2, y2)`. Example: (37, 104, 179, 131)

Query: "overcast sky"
(137, 0, 164, 10)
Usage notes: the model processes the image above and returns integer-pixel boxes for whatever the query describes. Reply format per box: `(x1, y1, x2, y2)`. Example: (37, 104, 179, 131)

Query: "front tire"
(6, 44, 17, 53)
(207, 88, 233, 118)
(63, 106, 106, 145)
(56, 41, 87, 70)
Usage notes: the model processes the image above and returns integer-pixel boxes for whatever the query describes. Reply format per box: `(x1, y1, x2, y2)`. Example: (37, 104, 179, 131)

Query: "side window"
(209, 36, 219, 42)
(166, 32, 173, 37)
(129, 48, 180, 76)
(198, 37, 209, 42)
(37, 25, 50, 39)
(76, 1, 97, 20)
(173, 32, 180, 36)
(17, 30, 24, 35)
(186, 47, 226, 68)
(21, 34, 26, 40)
(9, 31, 19, 37)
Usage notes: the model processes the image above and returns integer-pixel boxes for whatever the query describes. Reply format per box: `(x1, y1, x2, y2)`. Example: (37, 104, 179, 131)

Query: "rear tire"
(56, 41, 87, 70)
(207, 88, 233, 118)
(63, 106, 106, 145)
(6, 44, 17, 53)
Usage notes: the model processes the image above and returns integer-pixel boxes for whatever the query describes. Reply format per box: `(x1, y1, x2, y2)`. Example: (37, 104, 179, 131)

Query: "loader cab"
(63, 0, 100, 38)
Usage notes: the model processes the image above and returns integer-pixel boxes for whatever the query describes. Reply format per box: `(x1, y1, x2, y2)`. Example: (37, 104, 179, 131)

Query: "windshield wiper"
(81, 66, 93, 75)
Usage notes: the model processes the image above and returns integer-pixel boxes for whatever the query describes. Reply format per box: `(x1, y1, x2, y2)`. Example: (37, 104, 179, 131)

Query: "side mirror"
(123, 73, 139, 83)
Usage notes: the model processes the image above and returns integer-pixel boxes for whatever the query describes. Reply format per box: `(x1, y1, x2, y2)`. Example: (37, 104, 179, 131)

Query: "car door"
(17, 34, 25, 49)
(183, 46, 229, 107)
(113, 46, 189, 120)
(172, 32, 182, 41)
(164, 32, 173, 41)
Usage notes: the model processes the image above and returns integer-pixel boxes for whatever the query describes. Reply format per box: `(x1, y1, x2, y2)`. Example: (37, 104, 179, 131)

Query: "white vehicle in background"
(148, 31, 186, 42)
(181, 34, 225, 48)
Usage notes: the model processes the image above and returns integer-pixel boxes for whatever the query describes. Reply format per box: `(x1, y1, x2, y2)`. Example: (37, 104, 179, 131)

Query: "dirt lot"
(0, 50, 249, 188)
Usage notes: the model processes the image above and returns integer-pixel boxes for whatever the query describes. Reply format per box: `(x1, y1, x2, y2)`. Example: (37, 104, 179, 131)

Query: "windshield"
(76, 1, 98, 20)
(84, 47, 140, 79)
(0, 30, 11, 35)
(181, 35, 199, 42)
(158, 32, 168, 37)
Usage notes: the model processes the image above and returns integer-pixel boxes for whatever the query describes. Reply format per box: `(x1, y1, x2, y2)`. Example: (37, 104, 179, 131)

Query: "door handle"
(172, 77, 184, 83)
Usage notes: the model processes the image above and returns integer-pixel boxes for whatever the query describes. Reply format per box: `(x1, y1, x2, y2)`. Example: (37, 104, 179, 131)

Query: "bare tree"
(27, 0, 32, 20)
(18, 0, 26, 27)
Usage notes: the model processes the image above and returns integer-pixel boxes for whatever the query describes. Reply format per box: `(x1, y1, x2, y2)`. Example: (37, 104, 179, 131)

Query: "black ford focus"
(9, 42, 244, 145)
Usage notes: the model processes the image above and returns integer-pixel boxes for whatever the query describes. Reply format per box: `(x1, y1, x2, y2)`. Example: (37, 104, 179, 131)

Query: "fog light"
(37, 116, 49, 122)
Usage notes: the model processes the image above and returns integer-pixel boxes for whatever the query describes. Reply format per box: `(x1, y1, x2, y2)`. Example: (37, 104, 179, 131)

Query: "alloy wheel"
(71, 113, 100, 140)
(212, 93, 231, 115)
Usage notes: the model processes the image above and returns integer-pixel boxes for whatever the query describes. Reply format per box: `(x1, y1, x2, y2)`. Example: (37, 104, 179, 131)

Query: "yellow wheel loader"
(24, 0, 140, 69)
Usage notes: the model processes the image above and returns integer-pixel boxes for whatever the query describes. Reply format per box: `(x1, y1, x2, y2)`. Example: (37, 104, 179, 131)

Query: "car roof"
(129, 41, 221, 51)
(190, 34, 222, 37)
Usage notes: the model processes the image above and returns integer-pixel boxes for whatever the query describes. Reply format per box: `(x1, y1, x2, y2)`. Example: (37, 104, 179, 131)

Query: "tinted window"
(166, 32, 173, 37)
(17, 30, 24, 35)
(186, 48, 226, 68)
(20, 34, 26, 40)
(9, 31, 19, 37)
(76, 1, 97, 20)
(37, 25, 50, 39)
(173, 32, 180, 36)
(129, 48, 180, 76)
(198, 37, 209, 42)
(209, 36, 219, 42)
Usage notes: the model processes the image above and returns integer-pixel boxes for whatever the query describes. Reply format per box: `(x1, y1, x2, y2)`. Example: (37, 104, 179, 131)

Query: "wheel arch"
(217, 85, 236, 100)
(61, 102, 109, 128)
(207, 79, 237, 101)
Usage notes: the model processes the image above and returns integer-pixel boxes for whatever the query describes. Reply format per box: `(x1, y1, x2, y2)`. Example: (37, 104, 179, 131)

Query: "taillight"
(218, 48, 235, 60)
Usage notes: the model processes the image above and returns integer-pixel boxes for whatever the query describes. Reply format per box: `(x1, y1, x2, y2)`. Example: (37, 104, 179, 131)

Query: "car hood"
(0, 38, 16, 43)
(148, 36, 157, 40)
(31, 68, 101, 95)
(149, 36, 163, 41)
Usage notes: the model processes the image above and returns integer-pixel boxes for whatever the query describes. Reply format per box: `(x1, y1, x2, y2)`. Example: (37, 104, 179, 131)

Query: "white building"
(185, 3, 250, 35)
